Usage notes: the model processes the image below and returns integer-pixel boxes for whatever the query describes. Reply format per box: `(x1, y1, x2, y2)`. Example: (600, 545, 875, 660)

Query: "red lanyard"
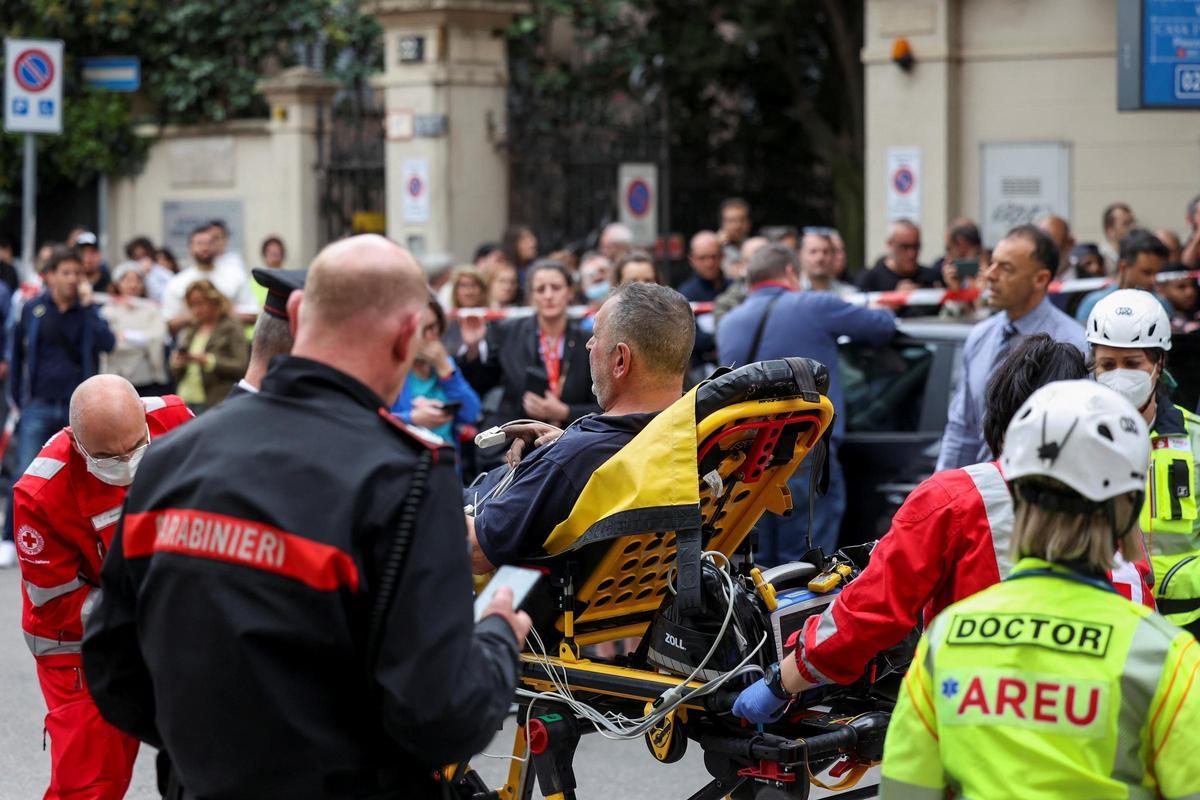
(538, 329, 563, 396)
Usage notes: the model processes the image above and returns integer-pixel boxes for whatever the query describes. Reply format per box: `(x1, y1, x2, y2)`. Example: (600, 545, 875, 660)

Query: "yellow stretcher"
(451, 359, 900, 800)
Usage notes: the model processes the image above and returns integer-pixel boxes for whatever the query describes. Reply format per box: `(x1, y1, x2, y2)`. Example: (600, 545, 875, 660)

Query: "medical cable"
(515, 550, 768, 742)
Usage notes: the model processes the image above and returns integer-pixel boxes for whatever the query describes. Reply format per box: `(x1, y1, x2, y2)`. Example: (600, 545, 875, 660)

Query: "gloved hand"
(732, 678, 790, 724)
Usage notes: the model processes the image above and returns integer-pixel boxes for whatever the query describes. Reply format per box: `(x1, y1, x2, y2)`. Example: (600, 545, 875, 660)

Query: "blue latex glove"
(732, 678, 790, 724)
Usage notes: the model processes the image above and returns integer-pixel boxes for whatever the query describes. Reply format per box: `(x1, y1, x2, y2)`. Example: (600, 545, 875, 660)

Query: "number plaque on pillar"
(398, 35, 425, 64)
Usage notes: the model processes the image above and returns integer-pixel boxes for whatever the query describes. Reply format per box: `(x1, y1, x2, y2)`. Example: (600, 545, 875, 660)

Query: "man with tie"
(936, 224, 1087, 471)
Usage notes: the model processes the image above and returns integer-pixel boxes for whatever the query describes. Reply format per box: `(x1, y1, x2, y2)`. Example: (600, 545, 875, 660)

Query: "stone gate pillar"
(366, 0, 529, 262)
(258, 66, 339, 266)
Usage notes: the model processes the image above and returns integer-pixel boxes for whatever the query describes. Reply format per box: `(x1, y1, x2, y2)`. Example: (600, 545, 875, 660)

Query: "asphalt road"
(0, 568, 877, 798)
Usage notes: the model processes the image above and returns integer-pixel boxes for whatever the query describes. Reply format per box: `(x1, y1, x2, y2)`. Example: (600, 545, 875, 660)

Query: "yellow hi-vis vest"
(1141, 404, 1200, 630)
(880, 558, 1200, 800)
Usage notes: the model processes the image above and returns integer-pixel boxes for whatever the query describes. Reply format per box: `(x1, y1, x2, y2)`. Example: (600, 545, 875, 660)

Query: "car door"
(837, 333, 963, 546)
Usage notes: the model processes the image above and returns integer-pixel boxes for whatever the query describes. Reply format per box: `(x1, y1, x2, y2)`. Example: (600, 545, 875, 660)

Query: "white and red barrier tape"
(448, 269, 1200, 319)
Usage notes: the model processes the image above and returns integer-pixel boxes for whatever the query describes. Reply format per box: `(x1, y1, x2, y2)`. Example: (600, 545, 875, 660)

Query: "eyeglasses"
(77, 425, 151, 468)
(894, 242, 921, 251)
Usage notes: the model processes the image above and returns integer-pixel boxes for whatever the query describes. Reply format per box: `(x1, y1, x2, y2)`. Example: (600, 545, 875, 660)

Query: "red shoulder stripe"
(377, 408, 444, 463)
(123, 509, 359, 592)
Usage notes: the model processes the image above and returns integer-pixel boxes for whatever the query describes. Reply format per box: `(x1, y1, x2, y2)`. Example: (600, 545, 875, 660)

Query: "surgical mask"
(85, 447, 145, 486)
(79, 426, 150, 487)
(1097, 368, 1155, 409)
(584, 281, 611, 302)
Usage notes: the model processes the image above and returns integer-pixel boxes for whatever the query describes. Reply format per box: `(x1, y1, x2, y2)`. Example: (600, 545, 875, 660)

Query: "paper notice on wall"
(980, 142, 1070, 248)
(886, 147, 922, 224)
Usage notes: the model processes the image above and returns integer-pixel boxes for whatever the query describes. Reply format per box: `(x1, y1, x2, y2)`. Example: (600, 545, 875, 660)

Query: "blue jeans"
(753, 441, 846, 567)
(4, 398, 70, 542)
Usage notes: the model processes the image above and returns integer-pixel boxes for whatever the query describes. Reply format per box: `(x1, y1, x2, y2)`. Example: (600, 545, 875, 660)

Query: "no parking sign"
(885, 146, 921, 223)
(402, 159, 430, 224)
(4, 38, 63, 134)
(618, 163, 658, 246)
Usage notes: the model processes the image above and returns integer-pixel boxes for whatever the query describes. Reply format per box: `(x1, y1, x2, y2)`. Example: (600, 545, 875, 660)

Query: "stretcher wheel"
(644, 715, 688, 763)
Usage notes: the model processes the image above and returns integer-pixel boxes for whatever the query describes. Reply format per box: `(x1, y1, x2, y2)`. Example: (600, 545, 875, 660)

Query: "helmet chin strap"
(1105, 491, 1143, 547)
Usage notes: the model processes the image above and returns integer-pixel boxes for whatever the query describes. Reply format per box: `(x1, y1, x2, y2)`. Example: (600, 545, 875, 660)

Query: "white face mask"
(79, 426, 150, 487)
(85, 446, 146, 487)
(1097, 368, 1155, 409)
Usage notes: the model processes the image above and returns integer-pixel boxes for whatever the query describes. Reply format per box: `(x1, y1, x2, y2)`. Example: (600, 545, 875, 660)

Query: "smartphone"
(440, 399, 463, 416)
(953, 258, 980, 279)
(524, 366, 550, 397)
(474, 565, 543, 622)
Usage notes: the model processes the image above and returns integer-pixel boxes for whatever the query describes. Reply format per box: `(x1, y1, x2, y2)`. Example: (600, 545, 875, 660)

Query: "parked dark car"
(835, 319, 1200, 547)
(837, 319, 970, 547)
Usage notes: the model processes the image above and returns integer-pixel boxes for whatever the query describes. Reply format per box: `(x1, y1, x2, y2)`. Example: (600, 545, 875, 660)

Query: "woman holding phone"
(392, 299, 481, 454)
(459, 259, 599, 463)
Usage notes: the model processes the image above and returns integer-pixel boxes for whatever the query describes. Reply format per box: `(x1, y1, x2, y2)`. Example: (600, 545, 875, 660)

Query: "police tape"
(448, 269, 1200, 320)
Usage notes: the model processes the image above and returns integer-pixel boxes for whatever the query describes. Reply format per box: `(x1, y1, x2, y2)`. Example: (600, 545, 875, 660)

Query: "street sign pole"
(6, 37, 64, 275)
(21, 134, 36, 272)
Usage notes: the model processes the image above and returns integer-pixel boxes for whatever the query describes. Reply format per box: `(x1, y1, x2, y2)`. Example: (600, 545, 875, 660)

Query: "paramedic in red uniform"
(13, 375, 192, 799)
(734, 334, 1156, 722)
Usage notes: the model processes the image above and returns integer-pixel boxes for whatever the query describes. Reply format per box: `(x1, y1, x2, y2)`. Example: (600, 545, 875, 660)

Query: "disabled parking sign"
(4, 38, 64, 134)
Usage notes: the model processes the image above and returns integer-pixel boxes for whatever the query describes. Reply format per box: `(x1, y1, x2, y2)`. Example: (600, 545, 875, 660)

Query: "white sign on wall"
(402, 159, 430, 224)
(980, 142, 1071, 248)
(162, 199, 245, 262)
(4, 38, 64, 134)
(617, 163, 658, 246)
(885, 146, 922, 224)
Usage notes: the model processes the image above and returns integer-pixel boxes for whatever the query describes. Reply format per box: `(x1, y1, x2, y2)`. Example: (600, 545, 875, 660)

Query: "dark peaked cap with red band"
(251, 268, 308, 321)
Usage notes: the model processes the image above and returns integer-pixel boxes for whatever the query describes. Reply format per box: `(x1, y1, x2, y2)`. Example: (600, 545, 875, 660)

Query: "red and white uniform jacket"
(793, 461, 1155, 685)
(15, 395, 193, 666)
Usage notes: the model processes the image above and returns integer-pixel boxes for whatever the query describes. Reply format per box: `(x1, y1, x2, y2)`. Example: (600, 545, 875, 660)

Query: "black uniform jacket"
(460, 315, 599, 431)
(82, 356, 519, 800)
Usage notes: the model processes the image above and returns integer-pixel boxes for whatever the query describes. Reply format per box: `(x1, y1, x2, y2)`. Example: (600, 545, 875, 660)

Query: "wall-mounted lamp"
(892, 37, 915, 72)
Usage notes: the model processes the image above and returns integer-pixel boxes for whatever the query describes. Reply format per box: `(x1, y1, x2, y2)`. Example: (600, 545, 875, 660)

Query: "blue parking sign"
(38, 99, 54, 116)
(12, 98, 28, 115)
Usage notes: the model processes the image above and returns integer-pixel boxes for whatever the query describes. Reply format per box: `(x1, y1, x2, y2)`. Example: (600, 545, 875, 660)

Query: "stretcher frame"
(457, 361, 892, 800)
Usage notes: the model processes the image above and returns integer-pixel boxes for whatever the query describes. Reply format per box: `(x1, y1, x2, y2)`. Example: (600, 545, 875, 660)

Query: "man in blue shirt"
(467, 282, 695, 572)
(678, 231, 726, 375)
(9, 246, 116, 477)
(2, 246, 115, 564)
(937, 224, 1087, 471)
(717, 244, 897, 562)
(1074, 228, 1171, 324)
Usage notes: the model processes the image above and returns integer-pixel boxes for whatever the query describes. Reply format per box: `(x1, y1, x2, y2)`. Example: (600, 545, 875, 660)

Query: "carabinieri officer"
(82, 235, 530, 800)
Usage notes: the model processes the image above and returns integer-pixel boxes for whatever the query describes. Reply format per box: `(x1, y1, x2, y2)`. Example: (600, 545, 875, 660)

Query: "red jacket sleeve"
(797, 473, 965, 685)
(16, 487, 95, 656)
(146, 395, 194, 436)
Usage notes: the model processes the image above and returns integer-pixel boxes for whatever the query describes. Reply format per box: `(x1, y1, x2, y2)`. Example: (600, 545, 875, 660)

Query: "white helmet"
(1001, 380, 1149, 503)
(1086, 289, 1172, 352)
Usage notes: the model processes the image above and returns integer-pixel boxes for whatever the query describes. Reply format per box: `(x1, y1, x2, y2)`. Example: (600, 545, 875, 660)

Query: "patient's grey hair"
(606, 282, 695, 380)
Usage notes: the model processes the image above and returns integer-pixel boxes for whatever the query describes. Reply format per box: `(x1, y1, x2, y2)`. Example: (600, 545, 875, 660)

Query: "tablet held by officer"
(82, 234, 530, 800)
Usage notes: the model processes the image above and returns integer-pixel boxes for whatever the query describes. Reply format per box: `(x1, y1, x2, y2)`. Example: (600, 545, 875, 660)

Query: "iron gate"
(316, 89, 386, 246)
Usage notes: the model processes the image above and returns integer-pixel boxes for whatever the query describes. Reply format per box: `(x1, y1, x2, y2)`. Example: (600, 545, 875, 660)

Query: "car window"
(840, 342, 935, 433)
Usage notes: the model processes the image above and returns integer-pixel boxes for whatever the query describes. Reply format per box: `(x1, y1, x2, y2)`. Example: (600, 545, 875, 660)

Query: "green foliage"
(0, 0, 381, 214)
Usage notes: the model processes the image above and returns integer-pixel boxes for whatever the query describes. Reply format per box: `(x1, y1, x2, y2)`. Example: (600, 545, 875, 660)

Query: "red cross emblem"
(17, 525, 44, 556)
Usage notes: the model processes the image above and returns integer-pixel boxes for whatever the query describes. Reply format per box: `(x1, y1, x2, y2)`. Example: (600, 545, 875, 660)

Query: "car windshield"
(840, 342, 935, 433)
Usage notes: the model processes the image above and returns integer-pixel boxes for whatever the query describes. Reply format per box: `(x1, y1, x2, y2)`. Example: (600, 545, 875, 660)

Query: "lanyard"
(538, 329, 564, 396)
(1005, 567, 1118, 596)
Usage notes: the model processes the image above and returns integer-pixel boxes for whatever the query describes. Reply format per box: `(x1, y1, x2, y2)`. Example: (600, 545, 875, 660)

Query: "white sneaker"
(0, 540, 16, 568)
